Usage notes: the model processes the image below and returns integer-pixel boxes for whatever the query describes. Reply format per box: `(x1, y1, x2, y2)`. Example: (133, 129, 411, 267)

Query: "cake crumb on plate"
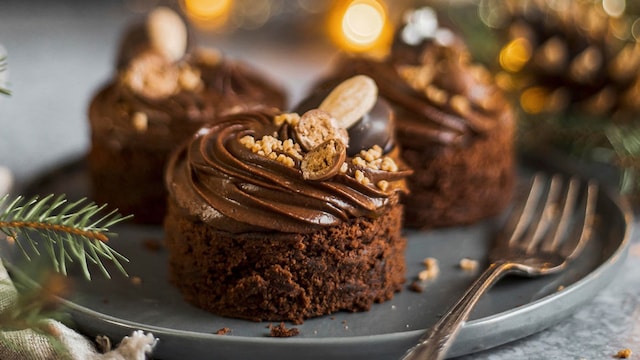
(268, 322, 300, 337)
(615, 348, 632, 358)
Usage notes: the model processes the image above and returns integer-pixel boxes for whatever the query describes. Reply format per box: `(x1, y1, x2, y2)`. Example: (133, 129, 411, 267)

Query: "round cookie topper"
(296, 76, 396, 156)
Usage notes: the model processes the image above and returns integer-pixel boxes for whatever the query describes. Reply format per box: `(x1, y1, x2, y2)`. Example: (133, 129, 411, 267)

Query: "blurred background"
(2, 0, 640, 196)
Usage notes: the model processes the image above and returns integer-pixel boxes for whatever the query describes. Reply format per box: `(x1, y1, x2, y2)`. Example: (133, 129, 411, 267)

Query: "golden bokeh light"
(180, 0, 233, 29)
(328, 0, 392, 54)
(499, 37, 532, 73)
(603, 0, 625, 18)
(520, 87, 548, 114)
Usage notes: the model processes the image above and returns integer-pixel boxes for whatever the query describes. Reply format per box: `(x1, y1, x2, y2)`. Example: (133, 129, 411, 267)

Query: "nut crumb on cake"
(268, 322, 300, 338)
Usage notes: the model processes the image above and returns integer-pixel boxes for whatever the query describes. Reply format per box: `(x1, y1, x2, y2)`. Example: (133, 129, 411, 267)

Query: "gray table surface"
(1, 1, 639, 359)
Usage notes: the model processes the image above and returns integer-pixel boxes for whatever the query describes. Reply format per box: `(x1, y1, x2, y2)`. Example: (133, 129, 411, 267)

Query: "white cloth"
(0, 260, 157, 360)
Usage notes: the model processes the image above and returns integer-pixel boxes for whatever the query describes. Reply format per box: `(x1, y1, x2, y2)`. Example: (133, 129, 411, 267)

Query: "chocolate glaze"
(165, 109, 411, 234)
(294, 91, 396, 156)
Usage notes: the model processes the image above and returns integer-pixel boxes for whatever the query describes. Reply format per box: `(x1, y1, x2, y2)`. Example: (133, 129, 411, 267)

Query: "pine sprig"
(0, 55, 9, 96)
(606, 125, 640, 197)
(0, 194, 132, 280)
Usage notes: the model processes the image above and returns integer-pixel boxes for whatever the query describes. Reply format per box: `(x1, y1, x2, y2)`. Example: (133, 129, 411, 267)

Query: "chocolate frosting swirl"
(166, 109, 410, 234)
(90, 58, 286, 149)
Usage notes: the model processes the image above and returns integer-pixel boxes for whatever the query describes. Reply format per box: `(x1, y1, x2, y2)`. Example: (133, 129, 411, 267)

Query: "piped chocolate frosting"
(166, 106, 410, 234)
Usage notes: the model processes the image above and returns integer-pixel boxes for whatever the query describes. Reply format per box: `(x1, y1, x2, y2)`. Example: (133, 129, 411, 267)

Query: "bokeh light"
(499, 37, 532, 72)
(180, 0, 233, 30)
(328, 0, 392, 54)
(520, 87, 548, 114)
(603, 0, 626, 18)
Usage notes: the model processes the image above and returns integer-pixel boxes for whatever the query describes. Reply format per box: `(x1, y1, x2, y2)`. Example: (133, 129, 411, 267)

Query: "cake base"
(88, 140, 169, 224)
(399, 112, 515, 229)
(164, 200, 406, 324)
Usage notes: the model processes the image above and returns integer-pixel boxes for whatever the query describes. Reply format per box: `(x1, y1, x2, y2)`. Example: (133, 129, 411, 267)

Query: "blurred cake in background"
(306, 8, 515, 228)
(164, 76, 411, 323)
(87, 7, 286, 223)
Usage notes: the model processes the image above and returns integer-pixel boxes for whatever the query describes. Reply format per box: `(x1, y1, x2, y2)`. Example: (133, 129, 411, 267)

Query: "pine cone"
(489, 0, 640, 121)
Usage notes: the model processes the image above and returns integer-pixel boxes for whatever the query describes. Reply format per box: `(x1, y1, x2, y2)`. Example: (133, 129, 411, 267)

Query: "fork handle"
(402, 260, 513, 360)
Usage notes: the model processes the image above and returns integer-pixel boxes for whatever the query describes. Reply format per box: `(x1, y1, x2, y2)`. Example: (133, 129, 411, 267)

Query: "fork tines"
(501, 173, 598, 259)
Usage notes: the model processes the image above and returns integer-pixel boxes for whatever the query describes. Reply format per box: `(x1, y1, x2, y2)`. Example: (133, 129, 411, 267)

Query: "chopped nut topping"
(274, 113, 301, 127)
(340, 162, 349, 174)
(459, 257, 479, 272)
(276, 154, 295, 167)
(450, 95, 471, 116)
(132, 112, 148, 132)
(354, 170, 370, 185)
(352, 156, 367, 167)
(425, 85, 448, 106)
(376, 180, 389, 191)
(178, 64, 203, 91)
(398, 65, 435, 91)
(240, 134, 300, 168)
(122, 51, 180, 99)
(239, 135, 255, 147)
(380, 157, 398, 172)
(351, 145, 399, 173)
(360, 145, 383, 162)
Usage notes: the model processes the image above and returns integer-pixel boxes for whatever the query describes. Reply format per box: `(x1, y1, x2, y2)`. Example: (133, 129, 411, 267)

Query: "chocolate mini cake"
(164, 76, 411, 323)
(308, 8, 515, 228)
(88, 7, 286, 223)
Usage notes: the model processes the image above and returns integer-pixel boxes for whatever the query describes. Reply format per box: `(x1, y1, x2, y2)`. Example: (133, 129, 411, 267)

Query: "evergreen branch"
(0, 55, 9, 96)
(0, 194, 132, 280)
(606, 125, 640, 196)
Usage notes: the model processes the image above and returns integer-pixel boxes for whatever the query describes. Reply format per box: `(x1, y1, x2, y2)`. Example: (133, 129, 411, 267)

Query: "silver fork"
(402, 173, 598, 360)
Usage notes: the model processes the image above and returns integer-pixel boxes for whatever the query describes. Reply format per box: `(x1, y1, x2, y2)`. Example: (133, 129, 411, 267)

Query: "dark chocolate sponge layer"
(399, 110, 515, 228)
(164, 199, 406, 324)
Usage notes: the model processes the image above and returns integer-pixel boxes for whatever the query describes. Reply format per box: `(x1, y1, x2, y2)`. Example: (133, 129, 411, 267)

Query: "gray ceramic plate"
(3, 157, 632, 360)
